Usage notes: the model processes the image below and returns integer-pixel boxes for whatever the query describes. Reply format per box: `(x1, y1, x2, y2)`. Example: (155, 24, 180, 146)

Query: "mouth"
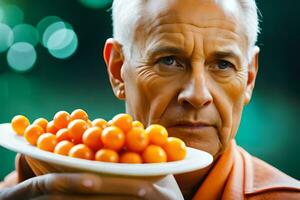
(167, 121, 216, 133)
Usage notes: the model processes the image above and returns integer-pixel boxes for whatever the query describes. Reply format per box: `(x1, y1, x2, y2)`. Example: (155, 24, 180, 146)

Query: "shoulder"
(236, 146, 300, 200)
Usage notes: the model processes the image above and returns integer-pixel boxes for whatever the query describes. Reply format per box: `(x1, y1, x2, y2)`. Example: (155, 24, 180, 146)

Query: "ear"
(244, 46, 259, 105)
(103, 38, 126, 100)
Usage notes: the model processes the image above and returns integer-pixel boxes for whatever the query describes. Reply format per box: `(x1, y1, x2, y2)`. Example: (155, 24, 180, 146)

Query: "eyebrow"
(212, 51, 239, 58)
(146, 47, 242, 65)
(146, 46, 185, 58)
(209, 50, 242, 65)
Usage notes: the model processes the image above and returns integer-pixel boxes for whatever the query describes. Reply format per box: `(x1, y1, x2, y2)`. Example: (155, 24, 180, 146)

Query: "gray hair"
(112, 0, 260, 62)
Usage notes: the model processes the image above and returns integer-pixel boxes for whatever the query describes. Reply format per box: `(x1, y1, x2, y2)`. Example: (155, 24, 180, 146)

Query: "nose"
(178, 71, 213, 109)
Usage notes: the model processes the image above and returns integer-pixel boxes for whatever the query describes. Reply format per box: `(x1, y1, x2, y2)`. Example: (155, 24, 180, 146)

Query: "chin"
(166, 129, 222, 157)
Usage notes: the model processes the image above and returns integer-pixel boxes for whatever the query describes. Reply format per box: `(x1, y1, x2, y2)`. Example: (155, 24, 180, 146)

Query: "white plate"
(0, 123, 213, 177)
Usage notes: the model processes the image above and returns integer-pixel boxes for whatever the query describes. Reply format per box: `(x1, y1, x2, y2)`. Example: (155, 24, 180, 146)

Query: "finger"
(0, 173, 103, 200)
(32, 194, 142, 200)
(91, 174, 183, 200)
(0, 173, 180, 200)
(0, 173, 151, 200)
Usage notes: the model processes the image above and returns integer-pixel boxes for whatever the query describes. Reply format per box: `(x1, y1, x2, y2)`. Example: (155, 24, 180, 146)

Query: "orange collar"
(193, 140, 300, 200)
(192, 140, 239, 200)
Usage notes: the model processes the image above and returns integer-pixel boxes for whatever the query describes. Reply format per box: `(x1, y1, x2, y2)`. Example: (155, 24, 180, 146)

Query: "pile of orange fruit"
(10, 109, 187, 163)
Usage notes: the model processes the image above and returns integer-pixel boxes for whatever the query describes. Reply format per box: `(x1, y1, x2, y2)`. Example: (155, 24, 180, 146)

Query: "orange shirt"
(193, 140, 300, 200)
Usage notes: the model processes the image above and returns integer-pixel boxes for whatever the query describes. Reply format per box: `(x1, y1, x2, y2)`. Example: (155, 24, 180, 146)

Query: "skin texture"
(104, 0, 259, 197)
(0, 0, 259, 199)
(0, 172, 181, 200)
(0, 156, 183, 200)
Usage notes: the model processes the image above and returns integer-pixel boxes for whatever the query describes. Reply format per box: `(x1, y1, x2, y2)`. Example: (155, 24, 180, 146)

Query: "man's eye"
(157, 56, 178, 66)
(216, 60, 235, 70)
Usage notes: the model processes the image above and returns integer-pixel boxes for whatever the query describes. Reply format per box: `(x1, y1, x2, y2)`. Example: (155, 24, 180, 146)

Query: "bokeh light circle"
(48, 30, 78, 59)
(1, 5, 24, 27)
(78, 0, 112, 9)
(0, 23, 14, 52)
(37, 16, 78, 59)
(47, 28, 75, 50)
(7, 42, 37, 72)
(37, 16, 62, 44)
(42, 21, 73, 48)
(13, 24, 39, 46)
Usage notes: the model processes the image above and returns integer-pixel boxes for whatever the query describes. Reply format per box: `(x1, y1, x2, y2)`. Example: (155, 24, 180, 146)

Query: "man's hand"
(0, 173, 184, 200)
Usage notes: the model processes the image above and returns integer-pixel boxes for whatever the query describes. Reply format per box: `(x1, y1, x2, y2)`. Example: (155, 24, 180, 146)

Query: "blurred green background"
(0, 0, 299, 181)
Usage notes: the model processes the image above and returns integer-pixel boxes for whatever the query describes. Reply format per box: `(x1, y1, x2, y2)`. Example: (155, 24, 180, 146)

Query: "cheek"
(212, 72, 247, 145)
(123, 65, 182, 126)
(122, 66, 149, 124)
(139, 73, 183, 126)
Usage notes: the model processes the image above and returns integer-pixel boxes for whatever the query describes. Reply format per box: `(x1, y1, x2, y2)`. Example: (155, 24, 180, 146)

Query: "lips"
(166, 120, 216, 134)
(169, 120, 212, 127)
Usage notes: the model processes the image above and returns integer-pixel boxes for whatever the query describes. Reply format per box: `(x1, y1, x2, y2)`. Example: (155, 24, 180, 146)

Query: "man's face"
(110, 0, 257, 158)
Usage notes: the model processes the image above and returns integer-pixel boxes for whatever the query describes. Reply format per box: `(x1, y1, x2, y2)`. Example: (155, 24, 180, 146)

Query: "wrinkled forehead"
(126, 0, 248, 59)
(137, 0, 241, 30)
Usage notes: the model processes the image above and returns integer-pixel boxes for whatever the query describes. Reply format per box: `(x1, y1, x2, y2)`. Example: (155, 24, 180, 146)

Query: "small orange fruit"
(132, 120, 144, 129)
(120, 152, 142, 164)
(163, 137, 187, 161)
(95, 149, 119, 163)
(53, 111, 70, 129)
(92, 118, 107, 129)
(56, 128, 71, 142)
(111, 113, 133, 133)
(101, 126, 125, 151)
(37, 133, 57, 152)
(82, 127, 103, 151)
(69, 144, 94, 160)
(46, 121, 58, 134)
(142, 145, 167, 163)
(70, 109, 88, 121)
(54, 140, 74, 156)
(11, 115, 30, 135)
(33, 118, 48, 132)
(146, 124, 168, 146)
(68, 119, 88, 144)
(24, 124, 44, 145)
(126, 127, 149, 152)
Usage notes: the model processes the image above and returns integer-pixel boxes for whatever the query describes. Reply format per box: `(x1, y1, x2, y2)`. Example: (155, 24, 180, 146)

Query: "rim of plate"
(0, 123, 213, 176)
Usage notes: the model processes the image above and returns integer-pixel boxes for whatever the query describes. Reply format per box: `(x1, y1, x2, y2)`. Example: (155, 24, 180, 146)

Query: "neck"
(175, 145, 233, 199)
(174, 165, 212, 199)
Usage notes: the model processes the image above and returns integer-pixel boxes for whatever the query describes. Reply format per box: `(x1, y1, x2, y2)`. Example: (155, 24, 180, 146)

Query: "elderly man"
(1, 0, 300, 199)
